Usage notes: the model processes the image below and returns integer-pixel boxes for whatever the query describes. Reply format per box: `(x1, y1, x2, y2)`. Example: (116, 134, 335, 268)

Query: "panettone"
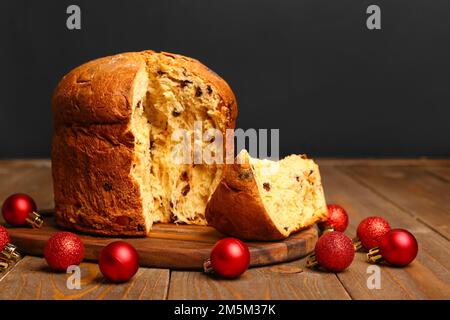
(205, 150, 328, 240)
(51, 50, 237, 236)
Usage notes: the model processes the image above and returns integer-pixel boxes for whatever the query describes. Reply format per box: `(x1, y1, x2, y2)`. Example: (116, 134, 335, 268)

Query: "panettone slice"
(205, 150, 328, 240)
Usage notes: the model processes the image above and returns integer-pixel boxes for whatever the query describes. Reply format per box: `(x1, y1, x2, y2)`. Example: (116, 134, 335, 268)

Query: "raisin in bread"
(205, 150, 328, 240)
(52, 50, 237, 236)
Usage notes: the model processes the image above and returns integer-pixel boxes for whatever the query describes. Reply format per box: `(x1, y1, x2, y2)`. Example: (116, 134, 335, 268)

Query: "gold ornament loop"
(306, 253, 319, 269)
(203, 259, 213, 274)
(367, 247, 383, 264)
(0, 258, 9, 271)
(1, 243, 22, 262)
(26, 211, 44, 229)
(353, 238, 363, 251)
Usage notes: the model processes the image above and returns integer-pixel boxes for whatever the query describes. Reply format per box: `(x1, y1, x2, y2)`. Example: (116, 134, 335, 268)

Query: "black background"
(1, 0, 449, 158)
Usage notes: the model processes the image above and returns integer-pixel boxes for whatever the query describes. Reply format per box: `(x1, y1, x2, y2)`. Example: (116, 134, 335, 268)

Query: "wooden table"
(0, 159, 449, 300)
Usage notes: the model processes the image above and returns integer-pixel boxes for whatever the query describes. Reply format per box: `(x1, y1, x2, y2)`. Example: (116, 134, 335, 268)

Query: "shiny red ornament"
(204, 238, 250, 278)
(318, 204, 349, 233)
(307, 231, 355, 272)
(0, 225, 21, 263)
(2, 193, 43, 228)
(368, 229, 418, 267)
(99, 241, 139, 283)
(356, 216, 391, 250)
(44, 232, 85, 271)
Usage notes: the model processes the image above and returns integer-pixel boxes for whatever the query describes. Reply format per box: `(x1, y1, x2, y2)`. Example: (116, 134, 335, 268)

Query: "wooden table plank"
(320, 166, 450, 299)
(168, 258, 351, 300)
(0, 160, 53, 212)
(425, 166, 450, 183)
(0, 259, 23, 282)
(340, 165, 450, 239)
(0, 256, 170, 300)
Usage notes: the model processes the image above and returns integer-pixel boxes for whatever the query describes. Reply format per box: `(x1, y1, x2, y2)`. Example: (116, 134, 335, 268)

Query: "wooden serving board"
(7, 216, 318, 270)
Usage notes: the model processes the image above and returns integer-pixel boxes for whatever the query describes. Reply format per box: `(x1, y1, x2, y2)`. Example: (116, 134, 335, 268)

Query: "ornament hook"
(305, 253, 319, 268)
(367, 247, 383, 264)
(1, 243, 21, 262)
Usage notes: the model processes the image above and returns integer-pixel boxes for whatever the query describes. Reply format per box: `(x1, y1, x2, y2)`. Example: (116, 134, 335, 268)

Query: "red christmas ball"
(2, 193, 37, 226)
(315, 231, 355, 272)
(210, 238, 250, 278)
(357, 216, 391, 250)
(379, 229, 418, 267)
(319, 204, 349, 232)
(0, 225, 10, 250)
(44, 232, 85, 271)
(99, 241, 139, 283)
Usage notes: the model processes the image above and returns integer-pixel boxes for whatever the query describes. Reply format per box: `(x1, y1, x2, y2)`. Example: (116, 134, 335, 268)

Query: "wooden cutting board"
(7, 216, 318, 270)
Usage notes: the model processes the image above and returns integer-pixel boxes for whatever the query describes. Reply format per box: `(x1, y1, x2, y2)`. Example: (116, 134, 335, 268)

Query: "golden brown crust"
(52, 52, 147, 126)
(52, 124, 148, 236)
(52, 50, 237, 236)
(205, 160, 286, 241)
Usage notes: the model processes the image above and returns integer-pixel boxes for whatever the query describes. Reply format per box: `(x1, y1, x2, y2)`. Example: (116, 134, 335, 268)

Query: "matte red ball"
(379, 229, 418, 267)
(318, 204, 349, 232)
(210, 238, 250, 278)
(2, 193, 37, 226)
(0, 225, 10, 250)
(99, 241, 139, 283)
(357, 216, 391, 250)
(315, 231, 355, 272)
(44, 232, 85, 271)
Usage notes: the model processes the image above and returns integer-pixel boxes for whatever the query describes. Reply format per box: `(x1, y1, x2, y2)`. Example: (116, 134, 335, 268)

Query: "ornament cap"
(1, 243, 21, 262)
(320, 226, 334, 235)
(367, 247, 383, 264)
(305, 253, 319, 268)
(0, 258, 8, 271)
(353, 238, 363, 251)
(26, 211, 43, 229)
(203, 258, 214, 274)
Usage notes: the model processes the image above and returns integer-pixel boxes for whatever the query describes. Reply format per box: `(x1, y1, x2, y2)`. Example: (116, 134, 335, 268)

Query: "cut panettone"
(52, 51, 237, 236)
(205, 150, 329, 240)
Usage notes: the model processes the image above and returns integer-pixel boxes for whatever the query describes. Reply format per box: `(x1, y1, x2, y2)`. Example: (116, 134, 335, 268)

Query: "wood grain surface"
(0, 159, 449, 300)
(321, 166, 450, 299)
(341, 165, 450, 239)
(0, 256, 169, 300)
(168, 259, 351, 300)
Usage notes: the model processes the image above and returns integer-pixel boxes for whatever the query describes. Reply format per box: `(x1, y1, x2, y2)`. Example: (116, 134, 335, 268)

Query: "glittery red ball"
(315, 231, 355, 272)
(99, 241, 139, 283)
(318, 204, 349, 232)
(210, 238, 250, 278)
(0, 225, 10, 250)
(379, 229, 418, 267)
(357, 216, 391, 250)
(2, 193, 37, 226)
(44, 232, 85, 271)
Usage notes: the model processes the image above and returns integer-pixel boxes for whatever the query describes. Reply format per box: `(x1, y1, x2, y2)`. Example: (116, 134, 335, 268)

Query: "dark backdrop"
(1, 0, 449, 158)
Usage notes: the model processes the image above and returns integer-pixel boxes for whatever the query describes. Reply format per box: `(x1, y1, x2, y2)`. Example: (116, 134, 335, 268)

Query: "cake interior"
(130, 53, 228, 231)
(239, 150, 327, 236)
